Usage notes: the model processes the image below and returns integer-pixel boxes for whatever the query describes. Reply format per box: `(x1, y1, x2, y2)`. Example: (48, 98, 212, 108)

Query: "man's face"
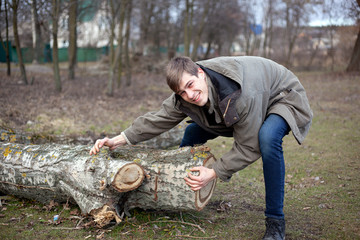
(176, 68, 208, 107)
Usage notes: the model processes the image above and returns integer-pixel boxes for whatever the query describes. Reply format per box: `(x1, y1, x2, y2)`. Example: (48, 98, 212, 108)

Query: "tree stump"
(0, 142, 216, 227)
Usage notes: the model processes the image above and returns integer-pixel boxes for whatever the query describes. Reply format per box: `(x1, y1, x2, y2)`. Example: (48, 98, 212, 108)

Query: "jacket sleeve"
(123, 94, 187, 144)
(212, 96, 264, 181)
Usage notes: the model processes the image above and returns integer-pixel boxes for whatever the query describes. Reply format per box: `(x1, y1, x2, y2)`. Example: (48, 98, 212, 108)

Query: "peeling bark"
(0, 142, 216, 227)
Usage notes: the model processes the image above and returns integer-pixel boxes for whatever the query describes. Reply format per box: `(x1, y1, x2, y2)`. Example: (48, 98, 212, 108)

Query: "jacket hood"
(197, 56, 244, 87)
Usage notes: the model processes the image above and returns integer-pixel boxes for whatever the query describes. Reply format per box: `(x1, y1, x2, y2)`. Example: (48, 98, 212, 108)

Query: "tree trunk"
(31, 0, 42, 64)
(107, 0, 126, 95)
(68, 0, 78, 80)
(108, 0, 116, 65)
(346, 26, 360, 72)
(116, 0, 126, 88)
(306, 32, 322, 70)
(204, 39, 212, 59)
(0, 0, 11, 76)
(106, 0, 116, 97)
(191, 0, 210, 61)
(138, 1, 155, 56)
(11, 0, 27, 84)
(124, 0, 132, 87)
(52, 0, 62, 92)
(184, 0, 194, 57)
(0, 143, 217, 228)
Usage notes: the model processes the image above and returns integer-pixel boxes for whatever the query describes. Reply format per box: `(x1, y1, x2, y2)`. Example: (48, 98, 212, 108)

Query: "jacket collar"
(196, 56, 244, 87)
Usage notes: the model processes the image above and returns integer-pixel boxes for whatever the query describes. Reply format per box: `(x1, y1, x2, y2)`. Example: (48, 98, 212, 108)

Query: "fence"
(0, 41, 108, 63)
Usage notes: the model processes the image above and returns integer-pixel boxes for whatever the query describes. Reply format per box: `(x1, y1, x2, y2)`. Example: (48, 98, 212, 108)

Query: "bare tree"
(0, 0, 11, 76)
(107, 0, 127, 96)
(346, 0, 360, 72)
(68, 0, 77, 80)
(132, 0, 181, 59)
(262, 0, 281, 58)
(283, 0, 301, 67)
(31, 0, 42, 63)
(202, 0, 243, 57)
(124, 0, 132, 86)
(190, 0, 211, 61)
(282, 0, 315, 68)
(107, 0, 118, 65)
(7, 0, 28, 84)
(165, 0, 183, 59)
(116, 0, 127, 88)
(106, 0, 118, 96)
(138, 0, 155, 56)
(184, 0, 194, 56)
(52, 0, 61, 92)
(306, 28, 322, 70)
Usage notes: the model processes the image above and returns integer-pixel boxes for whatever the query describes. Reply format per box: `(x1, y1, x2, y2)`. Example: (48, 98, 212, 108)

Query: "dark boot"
(262, 217, 285, 240)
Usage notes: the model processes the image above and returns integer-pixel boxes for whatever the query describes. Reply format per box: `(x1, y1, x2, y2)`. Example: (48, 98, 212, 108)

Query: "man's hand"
(89, 135, 126, 155)
(184, 166, 217, 191)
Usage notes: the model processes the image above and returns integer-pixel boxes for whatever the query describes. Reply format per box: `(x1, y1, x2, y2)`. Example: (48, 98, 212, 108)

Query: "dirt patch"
(0, 63, 171, 139)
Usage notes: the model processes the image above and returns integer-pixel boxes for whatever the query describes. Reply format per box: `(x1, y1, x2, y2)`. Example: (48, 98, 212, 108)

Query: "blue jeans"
(180, 114, 290, 219)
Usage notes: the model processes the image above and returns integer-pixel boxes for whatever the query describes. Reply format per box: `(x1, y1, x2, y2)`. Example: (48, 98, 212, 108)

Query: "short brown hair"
(166, 56, 198, 93)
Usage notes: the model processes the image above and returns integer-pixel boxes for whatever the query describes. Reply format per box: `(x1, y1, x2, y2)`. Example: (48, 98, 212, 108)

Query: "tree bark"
(116, 0, 126, 89)
(68, 0, 78, 80)
(124, 0, 132, 87)
(138, 1, 155, 56)
(0, 143, 216, 228)
(107, 0, 126, 96)
(52, 0, 62, 92)
(346, 26, 360, 72)
(191, 0, 210, 61)
(184, 0, 194, 57)
(10, 0, 27, 84)
(0, 0, 11, 76)
(31, 0, 42, 64)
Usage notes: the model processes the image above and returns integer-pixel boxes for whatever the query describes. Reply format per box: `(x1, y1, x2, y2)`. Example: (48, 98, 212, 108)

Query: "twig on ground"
(51, 227, 83, 230)
(175, 235, 217, 239)
(141, 220, 205, 234)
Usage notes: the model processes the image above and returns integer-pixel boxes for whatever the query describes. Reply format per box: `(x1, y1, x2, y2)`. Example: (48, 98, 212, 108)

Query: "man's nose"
(185, 90, 194, 99)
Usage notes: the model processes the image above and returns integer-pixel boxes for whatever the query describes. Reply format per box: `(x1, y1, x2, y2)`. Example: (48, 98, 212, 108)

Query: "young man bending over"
(90, 56, 313, 240)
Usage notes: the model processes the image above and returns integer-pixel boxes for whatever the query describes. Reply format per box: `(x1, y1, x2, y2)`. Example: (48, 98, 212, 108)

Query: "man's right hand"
(89, 135, 126, 155)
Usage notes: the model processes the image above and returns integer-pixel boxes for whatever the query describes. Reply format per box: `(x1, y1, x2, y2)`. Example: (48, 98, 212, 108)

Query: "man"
(90, 56, 313, 240)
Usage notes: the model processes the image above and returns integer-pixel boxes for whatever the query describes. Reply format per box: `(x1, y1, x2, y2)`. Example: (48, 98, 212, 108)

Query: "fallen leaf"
(43, 200, 58, 211)
(70, 209, 80, 215)
(26, 221, 34, 228)
(318, 203, 333, 209)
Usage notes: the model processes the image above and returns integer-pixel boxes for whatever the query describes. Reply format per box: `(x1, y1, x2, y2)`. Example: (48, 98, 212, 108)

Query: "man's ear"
(198, 67, 204, 74)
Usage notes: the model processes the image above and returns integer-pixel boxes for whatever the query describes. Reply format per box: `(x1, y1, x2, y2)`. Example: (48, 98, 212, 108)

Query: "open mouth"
(193, 93, 200, 102)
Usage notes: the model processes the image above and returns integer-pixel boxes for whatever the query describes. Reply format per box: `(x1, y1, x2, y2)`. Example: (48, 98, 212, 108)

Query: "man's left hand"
(184, 166, 217, 191)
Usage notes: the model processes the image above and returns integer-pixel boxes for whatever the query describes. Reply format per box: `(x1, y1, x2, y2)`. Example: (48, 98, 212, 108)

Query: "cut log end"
(195, 155, 217, 211)
(111, 163, 145, 192)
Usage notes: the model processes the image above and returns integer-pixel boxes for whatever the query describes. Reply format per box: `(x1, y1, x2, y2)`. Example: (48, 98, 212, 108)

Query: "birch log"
(0, 142, 216, 227)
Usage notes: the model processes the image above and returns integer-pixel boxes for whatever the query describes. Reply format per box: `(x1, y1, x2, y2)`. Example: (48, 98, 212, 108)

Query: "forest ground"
(0, 62, 359, 239)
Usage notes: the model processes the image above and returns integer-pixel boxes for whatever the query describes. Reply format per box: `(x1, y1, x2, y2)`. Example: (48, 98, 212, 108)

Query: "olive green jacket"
(123, 56, 313, 181)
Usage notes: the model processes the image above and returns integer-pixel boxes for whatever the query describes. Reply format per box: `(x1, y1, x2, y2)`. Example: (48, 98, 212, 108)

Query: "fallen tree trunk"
(0, 142, 216, 227)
